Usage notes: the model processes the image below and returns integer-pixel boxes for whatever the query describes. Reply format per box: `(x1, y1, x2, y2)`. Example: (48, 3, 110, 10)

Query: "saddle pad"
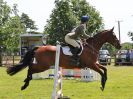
(62, 46, 83, 56)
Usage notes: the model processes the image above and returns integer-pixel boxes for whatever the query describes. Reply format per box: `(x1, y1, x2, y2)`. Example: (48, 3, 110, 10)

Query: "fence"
(1, 54, 21, 67)
(1, 54, 133, 67)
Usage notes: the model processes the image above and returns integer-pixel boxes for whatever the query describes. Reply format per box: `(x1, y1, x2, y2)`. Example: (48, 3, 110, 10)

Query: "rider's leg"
(71, 47, 80, 63)
(65, 35, 80, 65)
(65, 35, 80, 48)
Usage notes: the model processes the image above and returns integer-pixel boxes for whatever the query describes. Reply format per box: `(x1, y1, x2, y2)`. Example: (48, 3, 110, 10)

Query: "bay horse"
(7, 27, 121, 91)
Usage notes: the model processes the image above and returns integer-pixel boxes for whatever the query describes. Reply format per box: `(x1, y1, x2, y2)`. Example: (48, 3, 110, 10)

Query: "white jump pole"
(52, 41, 62, 99)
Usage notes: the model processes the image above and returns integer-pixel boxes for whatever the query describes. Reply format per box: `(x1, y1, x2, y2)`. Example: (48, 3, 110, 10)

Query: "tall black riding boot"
(71, 47, 80, 66)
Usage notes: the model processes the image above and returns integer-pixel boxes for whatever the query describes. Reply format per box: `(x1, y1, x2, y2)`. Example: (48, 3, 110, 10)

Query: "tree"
(121, 42, 133, 50)
(20, 13, 38, 32)
(0, 1, 38, 66)
(0, 2, 25, 52)
(0, 0, 11, 26)
(101, 43, 117, 56)
(44, 0, 76, 44)
(0, 0, 11, 45)
(71, 0, 103, 34)
(0, 2, 38, 52)
(2, 16, 25, 52)
(12, 4, 19, 16)
(128, 31, 133, 41)
(44, 0, 104, 45)
(0, 0, 11, 65)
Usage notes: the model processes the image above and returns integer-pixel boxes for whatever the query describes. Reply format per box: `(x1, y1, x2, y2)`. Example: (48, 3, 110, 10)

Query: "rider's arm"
(78, 25, 90, 39)
(81, 31, 90, 39)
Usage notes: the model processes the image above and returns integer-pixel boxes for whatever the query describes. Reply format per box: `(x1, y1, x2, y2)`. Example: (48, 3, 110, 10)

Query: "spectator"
(126, 49, 130, 62)
(130, 49, 133, 64)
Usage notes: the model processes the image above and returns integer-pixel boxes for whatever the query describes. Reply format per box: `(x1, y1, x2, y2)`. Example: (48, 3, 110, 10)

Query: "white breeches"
(65, 35, 80, 48)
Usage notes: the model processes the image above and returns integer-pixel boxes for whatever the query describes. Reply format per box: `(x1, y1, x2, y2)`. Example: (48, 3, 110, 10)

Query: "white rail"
(52, 41, 62, 99)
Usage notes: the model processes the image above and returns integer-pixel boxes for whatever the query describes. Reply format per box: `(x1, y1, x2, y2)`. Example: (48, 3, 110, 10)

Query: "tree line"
(0, 0, 37, 52)
(1, 0, 132, 65)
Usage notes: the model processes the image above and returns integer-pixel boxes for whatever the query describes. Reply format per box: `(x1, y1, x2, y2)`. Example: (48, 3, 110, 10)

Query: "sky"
(4, 0, 133, 43)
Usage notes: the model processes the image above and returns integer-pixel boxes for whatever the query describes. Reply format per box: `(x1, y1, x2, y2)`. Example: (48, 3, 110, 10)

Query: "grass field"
(0, 65, 133, 99)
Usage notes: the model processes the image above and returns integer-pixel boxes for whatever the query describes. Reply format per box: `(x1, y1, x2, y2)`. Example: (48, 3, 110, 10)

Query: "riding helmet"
(81, 15, 90, 23)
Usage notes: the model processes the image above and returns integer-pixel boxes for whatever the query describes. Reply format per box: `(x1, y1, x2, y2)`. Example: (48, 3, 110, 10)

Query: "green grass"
(0, 66, 133, 99)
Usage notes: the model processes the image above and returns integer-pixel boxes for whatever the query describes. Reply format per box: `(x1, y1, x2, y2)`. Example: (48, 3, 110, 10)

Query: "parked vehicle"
(115, 50, 132, 65)
(99, 50, 111, 65)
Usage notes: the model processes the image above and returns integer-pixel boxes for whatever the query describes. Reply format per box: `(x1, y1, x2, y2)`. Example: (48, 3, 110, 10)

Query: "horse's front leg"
(96, 63, 107, 80)
(91, 64, 106, 91)
(100, 74, 107, 91)
(21, 68, 32, 90)
(96, 63, 107, 91)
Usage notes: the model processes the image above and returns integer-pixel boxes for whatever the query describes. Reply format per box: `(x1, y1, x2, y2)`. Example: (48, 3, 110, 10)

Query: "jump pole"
(52, 41, 63, 99)
(52, 41, 70, 99)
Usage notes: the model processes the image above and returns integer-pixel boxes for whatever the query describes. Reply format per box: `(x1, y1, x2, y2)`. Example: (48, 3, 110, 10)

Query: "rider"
(65, 15, 90, 65)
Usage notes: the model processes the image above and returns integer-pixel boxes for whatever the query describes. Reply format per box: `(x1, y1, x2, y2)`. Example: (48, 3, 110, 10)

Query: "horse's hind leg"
(21, 68, 32, 90)
(21, 63, 50, 90)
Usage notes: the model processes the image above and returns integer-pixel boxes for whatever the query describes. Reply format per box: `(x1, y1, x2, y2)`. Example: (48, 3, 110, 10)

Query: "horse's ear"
(110, 27, 114, 32)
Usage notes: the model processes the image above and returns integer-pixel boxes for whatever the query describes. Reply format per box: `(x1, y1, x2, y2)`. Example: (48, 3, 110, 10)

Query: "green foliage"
(12, 4, 19, 16)
(101, 42, 133, 56)
(102, 43, 117, 56)
(128, 31, 133, 41)
(44, 0, 104, 45)
(2, 16, 25, 51)
(0, 1, 25, 52)
(71, 0, 104, 34)
(0, 1, 37, 52)
(121, 42, 133, 50)
(44, 0, 76, 44)
(20, 13, 38, 32)
(0, 0, 11, 46)
(0, 0, 11, 26)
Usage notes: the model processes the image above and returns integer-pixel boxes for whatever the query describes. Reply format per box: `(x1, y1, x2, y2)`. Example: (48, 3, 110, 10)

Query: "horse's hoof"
(21, 86, 26, 90)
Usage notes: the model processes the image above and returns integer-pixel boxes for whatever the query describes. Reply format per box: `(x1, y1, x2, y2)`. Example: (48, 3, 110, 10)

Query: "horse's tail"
(7, 47, 39, 76)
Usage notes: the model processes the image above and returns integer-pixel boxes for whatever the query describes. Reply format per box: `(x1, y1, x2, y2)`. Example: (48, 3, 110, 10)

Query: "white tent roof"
(20, 33, 43, 37)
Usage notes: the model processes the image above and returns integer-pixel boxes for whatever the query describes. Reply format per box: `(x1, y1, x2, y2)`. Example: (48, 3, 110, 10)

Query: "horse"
(7, 27, 121, 91)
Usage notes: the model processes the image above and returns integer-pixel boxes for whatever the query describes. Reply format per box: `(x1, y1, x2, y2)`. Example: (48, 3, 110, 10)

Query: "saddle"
(61, 42, 83, 56)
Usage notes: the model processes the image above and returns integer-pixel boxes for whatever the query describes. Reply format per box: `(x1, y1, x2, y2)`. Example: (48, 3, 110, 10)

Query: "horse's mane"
(86, 30, 109, 43)
(93, 30, 108, 38)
